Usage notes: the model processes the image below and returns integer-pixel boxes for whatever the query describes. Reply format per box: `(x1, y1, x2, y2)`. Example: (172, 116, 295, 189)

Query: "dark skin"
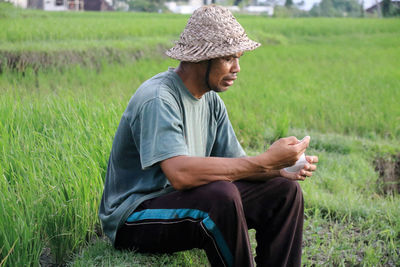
(161, 52, 318, 190)
(174, 53, 242, 98)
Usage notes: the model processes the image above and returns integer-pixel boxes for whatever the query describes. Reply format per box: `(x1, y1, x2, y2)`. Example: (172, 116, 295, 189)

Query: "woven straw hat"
(166, 5, 261, 62)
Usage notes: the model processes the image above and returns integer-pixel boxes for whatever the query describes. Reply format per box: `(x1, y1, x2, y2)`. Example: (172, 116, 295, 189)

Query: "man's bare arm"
(161, 136, 313, 190)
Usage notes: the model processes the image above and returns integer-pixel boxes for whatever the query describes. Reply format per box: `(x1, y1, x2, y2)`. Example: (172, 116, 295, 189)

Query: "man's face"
(207, 52, 243, 93)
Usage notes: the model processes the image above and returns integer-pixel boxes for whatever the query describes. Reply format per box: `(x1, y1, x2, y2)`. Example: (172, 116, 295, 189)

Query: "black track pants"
(115, 177, 304, 267)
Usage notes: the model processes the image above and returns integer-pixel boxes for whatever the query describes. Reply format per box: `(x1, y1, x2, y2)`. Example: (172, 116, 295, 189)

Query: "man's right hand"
(258, 136, 310, 170)
(161, 136, 311, 190)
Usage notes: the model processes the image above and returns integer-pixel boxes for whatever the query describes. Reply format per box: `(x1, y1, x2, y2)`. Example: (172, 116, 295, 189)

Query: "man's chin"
(212, 86, 229, 93)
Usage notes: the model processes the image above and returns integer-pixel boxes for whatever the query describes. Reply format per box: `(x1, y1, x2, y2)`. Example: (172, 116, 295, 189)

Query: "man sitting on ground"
(99, 5, 318, 267)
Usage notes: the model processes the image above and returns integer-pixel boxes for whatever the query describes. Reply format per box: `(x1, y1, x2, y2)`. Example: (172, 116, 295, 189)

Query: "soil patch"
(0, 44, 168, 73)
(39, 247, 60, 267)
(374, 153, 400, 195)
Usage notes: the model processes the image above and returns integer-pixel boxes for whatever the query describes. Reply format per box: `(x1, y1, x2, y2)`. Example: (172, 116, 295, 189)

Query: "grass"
(0, 4, 399, 266)
(69, 237, 209, 267)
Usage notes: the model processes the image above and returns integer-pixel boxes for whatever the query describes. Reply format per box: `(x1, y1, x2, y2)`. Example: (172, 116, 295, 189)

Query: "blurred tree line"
(278, 0, 400, 17)
(309, 0, 362, 17)
(114, 0, 399, 17)
(381, 0, 400, 16)
(126, 0, 166, 12)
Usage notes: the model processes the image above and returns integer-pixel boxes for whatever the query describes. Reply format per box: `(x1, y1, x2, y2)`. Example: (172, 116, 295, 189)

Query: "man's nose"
(231, 58, 240, 73)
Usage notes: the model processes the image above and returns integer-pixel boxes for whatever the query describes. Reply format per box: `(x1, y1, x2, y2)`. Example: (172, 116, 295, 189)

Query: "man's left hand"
(279, 155, 319, 181)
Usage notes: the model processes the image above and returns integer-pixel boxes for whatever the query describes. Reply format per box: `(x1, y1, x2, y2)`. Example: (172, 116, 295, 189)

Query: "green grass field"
(1, 3, 399, 266)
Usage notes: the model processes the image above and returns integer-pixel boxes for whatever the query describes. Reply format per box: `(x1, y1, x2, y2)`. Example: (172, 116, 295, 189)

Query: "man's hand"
(257, 136, 310, 170)
(161, 136, 316, 190)
(280, 155, 319, 181)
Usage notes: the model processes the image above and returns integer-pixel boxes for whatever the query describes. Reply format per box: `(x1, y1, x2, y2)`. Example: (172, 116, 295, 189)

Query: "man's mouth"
(223, 77, 236, 87)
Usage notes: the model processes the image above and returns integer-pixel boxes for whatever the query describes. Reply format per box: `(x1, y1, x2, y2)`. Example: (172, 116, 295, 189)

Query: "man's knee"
(203, 180, 242, 206)
(280, 178, 302, 193)
(277, 178, 303, 206)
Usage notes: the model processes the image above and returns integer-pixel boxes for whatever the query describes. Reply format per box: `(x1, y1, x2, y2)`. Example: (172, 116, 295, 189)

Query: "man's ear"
(191, 60, 210, 75)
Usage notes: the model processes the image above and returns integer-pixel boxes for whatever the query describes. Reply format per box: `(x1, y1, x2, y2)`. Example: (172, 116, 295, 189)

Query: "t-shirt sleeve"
(132, 97, 188, 169)
(210, 98, 246, 158)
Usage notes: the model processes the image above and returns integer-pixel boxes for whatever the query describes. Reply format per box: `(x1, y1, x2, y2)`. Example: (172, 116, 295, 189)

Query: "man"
(99, 5, 318, 267)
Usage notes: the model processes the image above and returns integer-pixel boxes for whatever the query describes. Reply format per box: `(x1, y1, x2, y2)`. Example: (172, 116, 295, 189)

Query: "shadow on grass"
(67, 236, 209, 267)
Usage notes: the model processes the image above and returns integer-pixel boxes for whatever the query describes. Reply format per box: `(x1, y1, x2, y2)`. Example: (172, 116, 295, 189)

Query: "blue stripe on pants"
(126, 208, 233, 267)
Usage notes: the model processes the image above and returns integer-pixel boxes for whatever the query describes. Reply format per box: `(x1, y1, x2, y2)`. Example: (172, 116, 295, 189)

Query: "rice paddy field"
(1, 3, 399, 266)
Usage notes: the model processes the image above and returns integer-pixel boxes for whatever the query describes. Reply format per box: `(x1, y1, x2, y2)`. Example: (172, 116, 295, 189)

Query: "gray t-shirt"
(99, 68, 245, 245)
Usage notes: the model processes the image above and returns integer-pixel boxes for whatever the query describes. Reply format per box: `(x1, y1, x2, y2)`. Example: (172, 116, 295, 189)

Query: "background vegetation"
(121, 0, 400, 17)
(0, 3, 399, 266)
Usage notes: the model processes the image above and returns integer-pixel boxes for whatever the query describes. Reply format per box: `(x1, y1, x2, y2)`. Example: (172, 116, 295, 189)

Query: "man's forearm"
(160, 155, 279, 190)
(161, 136, 310, 190)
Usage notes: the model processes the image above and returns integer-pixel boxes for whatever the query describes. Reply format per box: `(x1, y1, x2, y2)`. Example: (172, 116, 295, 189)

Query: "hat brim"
(166, 40, 261, 63)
